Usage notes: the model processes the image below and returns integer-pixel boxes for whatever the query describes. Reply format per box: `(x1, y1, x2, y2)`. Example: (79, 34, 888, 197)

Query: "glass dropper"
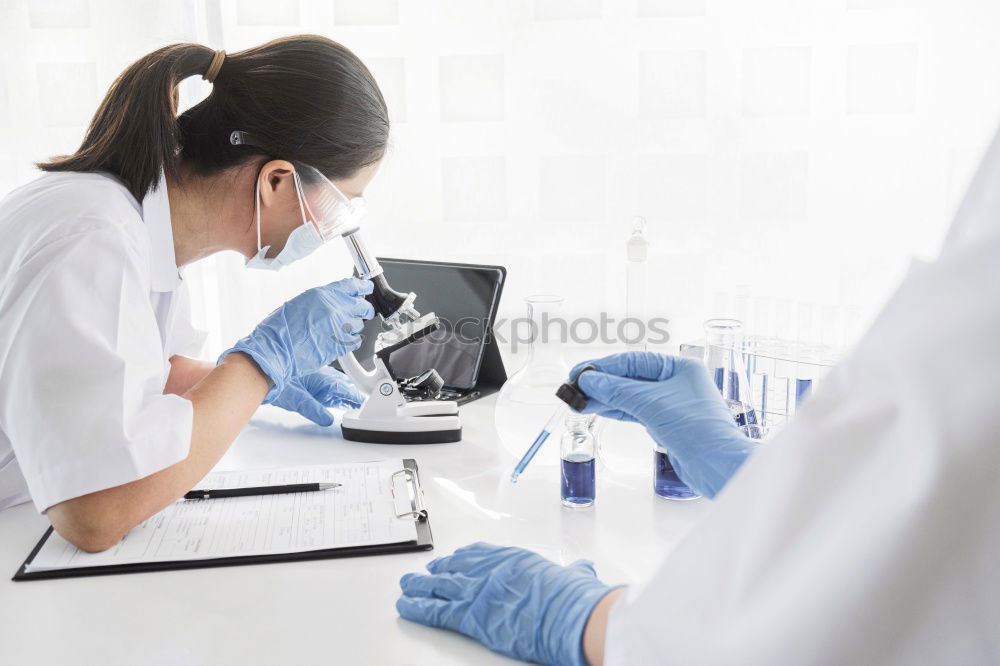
(509, 365, 596, 483)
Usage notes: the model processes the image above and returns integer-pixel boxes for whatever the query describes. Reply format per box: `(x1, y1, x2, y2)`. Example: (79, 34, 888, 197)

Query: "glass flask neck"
(564, 413, 596, 435)
(525, 295, 566, 366)
(704, 318, 744, 350)
(701, 318, 759, 431)
(561, 413, 597, 458)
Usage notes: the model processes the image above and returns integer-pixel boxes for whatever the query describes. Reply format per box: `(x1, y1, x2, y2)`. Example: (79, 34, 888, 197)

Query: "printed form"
(26, 459, 417, 572)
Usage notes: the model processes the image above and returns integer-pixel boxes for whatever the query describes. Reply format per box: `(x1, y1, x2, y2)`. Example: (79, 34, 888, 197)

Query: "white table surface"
(0, 394, 711, 665)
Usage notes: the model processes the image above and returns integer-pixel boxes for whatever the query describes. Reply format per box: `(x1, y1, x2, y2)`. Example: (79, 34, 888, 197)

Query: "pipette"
(510, 365, 596, 483)
(510, 405, 567, 483)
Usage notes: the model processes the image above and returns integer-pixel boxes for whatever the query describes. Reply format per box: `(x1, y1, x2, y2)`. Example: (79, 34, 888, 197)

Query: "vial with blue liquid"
(560, 413, 597, 508)
(654, 447, 699, 500)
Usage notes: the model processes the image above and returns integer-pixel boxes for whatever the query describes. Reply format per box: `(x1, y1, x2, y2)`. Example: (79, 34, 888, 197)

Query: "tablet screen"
(358, 261, 504, 390)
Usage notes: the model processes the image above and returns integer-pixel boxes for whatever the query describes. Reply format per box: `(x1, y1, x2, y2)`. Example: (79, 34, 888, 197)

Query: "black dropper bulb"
(555, 364, 597, 412)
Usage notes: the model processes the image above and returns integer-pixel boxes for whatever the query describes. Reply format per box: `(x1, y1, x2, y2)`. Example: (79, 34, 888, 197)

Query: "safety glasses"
(292, 162, 368, 241)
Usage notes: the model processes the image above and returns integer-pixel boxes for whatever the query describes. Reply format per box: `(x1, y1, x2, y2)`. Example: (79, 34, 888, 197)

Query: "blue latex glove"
(219, 277, 374, 402)
(572, 352, 758, 499)
(267, 366, 364, 426)
(397, 543, 618, 666)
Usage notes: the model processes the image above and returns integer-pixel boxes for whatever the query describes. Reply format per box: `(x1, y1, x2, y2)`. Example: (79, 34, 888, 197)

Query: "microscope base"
(340, 408, 462, 444)
(341, 423, 462, 444)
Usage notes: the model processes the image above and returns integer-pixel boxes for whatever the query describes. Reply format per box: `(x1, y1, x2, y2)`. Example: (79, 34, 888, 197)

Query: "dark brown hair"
(39, 36, 389, 200)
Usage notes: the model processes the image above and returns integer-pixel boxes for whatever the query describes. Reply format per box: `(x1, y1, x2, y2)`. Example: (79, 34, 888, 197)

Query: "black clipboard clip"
(392, 468, 427, 521)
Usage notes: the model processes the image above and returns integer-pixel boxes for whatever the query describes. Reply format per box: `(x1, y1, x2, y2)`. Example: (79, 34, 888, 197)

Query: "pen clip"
(391, 468, 427, 521)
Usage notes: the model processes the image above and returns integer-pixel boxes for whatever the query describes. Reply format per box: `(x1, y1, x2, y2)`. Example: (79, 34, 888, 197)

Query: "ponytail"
(38, 36, 389, 202)
(39, 44, 214, 200)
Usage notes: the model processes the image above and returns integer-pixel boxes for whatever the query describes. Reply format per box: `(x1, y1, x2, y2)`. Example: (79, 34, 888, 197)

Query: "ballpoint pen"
(183, 482, 341, 500)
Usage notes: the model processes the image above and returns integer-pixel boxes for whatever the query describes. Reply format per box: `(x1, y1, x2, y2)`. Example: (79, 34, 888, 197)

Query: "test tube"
(773, 341, 794, 420)
(751, 369, 769, 430)
(775, 299, 792, 340)
(796, 301, 815, 344)
(795, 346, 817, 407)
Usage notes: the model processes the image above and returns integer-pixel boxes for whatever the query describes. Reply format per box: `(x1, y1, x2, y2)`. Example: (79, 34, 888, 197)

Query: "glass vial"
(625, 217, 648, 351)
(560, 413, 597, 508)
(654, 447, 700, 500)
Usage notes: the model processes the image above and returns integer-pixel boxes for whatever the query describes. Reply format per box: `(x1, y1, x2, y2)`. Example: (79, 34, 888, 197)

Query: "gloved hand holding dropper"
(572, 351, 759, 499)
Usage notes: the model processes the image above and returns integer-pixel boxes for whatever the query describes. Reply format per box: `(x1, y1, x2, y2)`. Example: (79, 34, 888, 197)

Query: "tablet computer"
(356, 259, 507, 404)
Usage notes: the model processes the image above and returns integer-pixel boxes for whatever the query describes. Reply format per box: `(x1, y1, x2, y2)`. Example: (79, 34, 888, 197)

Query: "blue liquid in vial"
(561, 454, 595, 507)
(795, 378, 813, 406)
(654, 449, 700, 500)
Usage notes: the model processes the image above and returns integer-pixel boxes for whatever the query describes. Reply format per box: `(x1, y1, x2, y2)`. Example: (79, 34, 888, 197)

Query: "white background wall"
(1, 0, 999, 359)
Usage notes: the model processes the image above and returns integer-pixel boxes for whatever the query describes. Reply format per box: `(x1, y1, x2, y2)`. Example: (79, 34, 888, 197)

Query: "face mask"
(245, 173, 325, 271)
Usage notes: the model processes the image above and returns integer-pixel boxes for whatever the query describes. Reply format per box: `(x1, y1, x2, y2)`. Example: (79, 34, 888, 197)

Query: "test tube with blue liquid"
(510, 365, 596, 484)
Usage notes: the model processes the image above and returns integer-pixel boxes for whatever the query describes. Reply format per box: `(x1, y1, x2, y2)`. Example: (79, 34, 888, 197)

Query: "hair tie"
(203, 50, 226, 84)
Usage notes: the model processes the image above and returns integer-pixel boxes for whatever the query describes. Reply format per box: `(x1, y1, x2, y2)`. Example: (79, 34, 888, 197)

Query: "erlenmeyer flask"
(703, 318, 761, 436)
(495, 295, 571, 466)
(654, 318, 762, 502)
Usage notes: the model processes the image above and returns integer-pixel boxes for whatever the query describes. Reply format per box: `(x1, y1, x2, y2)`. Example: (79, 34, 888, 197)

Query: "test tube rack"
(679, 336, 840, 435)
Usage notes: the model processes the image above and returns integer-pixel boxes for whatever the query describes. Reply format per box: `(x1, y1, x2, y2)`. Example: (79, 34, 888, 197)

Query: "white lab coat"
(605, 130, 1000, 665)
(0, 171, 203, 512)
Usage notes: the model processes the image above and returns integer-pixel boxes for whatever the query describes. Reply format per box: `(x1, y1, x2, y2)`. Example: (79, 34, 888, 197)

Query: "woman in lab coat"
(0, 37, 388, 551)
(396, 132, 1000, 661)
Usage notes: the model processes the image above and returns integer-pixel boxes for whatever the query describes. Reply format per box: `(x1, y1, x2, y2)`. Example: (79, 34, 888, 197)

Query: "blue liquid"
(759, 373, 768, 424)
(654, 450, 700, 500)
(510, 430, 551, 483)
(714, 367, 743, 401)
(561, 455, 595, 507)
(796, 378, 813, 406)
(733, 405, 760, 428)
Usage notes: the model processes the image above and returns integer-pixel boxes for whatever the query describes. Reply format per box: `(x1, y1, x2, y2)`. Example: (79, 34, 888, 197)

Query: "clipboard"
(13, 459, 433, 581)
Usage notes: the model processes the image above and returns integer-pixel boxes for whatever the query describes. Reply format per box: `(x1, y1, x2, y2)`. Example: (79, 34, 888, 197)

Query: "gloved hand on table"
(267, 366, 364, 426)
(573, 351, 758, 499)
(397, 542, 619, 666)
(219, 277, 374, 402)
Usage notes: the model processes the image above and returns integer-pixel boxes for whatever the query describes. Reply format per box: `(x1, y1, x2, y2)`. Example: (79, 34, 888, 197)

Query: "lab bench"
(0, 395, 708, 665)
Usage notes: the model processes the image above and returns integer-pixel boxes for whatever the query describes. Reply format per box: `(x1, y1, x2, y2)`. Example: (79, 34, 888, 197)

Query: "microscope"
(335, 229, 462, 443)
(224, 134, 457, 441)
